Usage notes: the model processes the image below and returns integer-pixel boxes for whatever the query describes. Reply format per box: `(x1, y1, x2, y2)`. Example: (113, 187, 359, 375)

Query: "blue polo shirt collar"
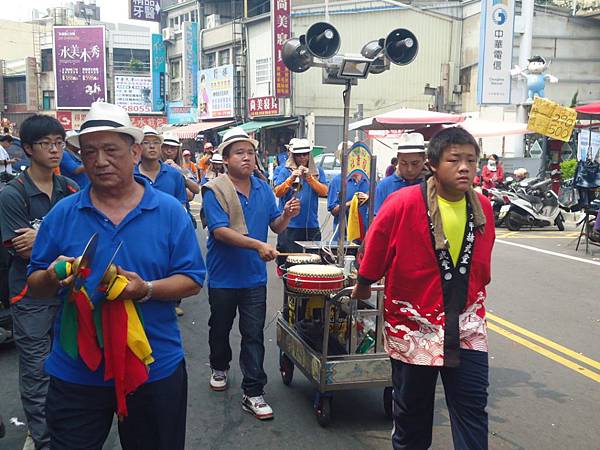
(76, 177, 160, 212)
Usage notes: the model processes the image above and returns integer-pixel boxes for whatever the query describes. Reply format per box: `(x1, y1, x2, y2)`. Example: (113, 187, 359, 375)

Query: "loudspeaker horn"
(384, 29, 418, 66)
(305, 22, 341, 59)
(282, 38, 313, 73)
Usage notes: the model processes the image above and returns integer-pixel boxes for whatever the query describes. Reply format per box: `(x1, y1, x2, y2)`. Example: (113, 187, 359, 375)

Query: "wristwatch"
(138, 281, 153, 303)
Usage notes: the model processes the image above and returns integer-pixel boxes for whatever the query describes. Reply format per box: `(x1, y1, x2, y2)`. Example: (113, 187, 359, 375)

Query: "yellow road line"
(487, 322, 600, 383)
(487, 312, 600, 371)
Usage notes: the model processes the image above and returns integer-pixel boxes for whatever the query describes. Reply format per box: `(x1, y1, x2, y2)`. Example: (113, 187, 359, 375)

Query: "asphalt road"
(1, 202, 599, 450)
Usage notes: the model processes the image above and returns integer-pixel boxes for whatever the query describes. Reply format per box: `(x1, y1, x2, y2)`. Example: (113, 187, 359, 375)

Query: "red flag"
(102, 299, 148, 417)
(72, 289, 102, 371)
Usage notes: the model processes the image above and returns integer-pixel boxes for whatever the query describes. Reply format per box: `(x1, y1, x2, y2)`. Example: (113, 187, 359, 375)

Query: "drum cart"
(276, 279, 392, 427)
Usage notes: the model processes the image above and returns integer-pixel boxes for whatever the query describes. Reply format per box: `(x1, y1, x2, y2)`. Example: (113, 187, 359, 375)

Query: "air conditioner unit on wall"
(162, 28, 174, 42)
(206, 14, 220, 29)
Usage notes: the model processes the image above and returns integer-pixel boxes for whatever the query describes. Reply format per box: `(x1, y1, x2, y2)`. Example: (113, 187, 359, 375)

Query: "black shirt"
(0, 170, 78, 305)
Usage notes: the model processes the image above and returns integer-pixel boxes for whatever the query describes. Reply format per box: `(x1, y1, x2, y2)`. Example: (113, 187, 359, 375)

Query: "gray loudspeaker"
(282, 38, 313, 73)
(384, 29, 418, 66)
(305, 22, 341, 59)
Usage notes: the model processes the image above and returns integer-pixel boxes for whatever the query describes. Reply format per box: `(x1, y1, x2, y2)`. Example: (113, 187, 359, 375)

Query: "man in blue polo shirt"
(26, 102, 206, 450)
(327, 142, 369, 240)
(60, 130, 89, 188)
(374, 132, 426, 215)
(134, 126, 187, 205)
(274, 138, 328, 260)
(202, 127, 299, 420)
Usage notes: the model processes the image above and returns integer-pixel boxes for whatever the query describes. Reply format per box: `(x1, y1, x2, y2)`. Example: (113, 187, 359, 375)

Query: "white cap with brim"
(217, 127, 258, 155)
(396, 133, 426, 153)
(162, 131, 181, 147)
(66, 102, 144, 148)
(142, 125, 164, 144)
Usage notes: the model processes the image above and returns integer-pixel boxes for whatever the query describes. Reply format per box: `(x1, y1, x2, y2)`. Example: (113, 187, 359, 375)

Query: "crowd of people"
(0, 101, 498, 450)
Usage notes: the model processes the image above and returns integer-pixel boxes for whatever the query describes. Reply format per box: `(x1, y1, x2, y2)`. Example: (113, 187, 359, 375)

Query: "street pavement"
(0, 200, 599, 449)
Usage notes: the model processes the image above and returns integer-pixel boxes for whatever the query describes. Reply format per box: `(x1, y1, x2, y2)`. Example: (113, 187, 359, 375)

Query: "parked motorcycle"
(498, 177, 566, 231)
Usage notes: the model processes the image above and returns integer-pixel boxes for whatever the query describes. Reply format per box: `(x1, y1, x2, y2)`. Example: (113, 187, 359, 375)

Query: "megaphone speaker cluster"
(282, 22, 341, 73)
(281, 22, 418, 77)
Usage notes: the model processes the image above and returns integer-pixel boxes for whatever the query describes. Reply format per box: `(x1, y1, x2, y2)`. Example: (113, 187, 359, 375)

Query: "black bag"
(574, 159, 600, 189)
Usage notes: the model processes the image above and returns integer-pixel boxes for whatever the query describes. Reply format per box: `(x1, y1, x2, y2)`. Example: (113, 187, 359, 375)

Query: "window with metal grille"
(255, 57, 271, 85)
(42, 90, 54, 110)
(4, 77, 26, 104)
(204, 52, 216, 69)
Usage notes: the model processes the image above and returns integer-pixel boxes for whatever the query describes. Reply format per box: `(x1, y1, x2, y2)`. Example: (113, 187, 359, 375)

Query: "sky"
(4, 0, 159, 31)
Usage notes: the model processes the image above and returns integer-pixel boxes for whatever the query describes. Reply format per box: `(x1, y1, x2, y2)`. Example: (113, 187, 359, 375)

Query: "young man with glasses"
(0, 115, 78, 450)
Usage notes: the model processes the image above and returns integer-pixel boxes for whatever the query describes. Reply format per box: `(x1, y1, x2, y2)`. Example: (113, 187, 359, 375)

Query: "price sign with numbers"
(527, 97, 577, 142)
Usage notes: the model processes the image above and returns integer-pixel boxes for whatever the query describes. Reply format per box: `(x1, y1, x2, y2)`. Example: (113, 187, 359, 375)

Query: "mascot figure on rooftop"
(511, 55, 558, 103)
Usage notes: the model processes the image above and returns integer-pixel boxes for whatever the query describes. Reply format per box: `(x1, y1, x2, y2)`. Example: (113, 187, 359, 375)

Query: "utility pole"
(514, 0, 534, 158)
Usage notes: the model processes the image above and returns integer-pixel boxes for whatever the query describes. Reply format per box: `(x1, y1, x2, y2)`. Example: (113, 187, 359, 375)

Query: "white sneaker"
(209, 369, 228, 391)
(22, 433, 35, 450)
(241, 395, 274, 420)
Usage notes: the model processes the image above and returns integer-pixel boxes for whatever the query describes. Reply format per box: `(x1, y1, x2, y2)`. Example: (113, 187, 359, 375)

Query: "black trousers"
(46, 360, 187, 450)
(391, 349, 489, 450)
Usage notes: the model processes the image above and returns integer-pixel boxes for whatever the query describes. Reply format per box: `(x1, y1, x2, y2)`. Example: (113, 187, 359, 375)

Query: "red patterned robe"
(358, 184, 495, 366)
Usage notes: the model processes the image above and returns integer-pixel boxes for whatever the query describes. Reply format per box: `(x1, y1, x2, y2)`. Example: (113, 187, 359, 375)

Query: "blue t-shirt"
(134, 161, 187, 204)
(327, 174, 370, 237)
(274, 167, 328, 230)
(60, 150, 89, 188)
(203, 176, 281, 288)
(28, 179, 206, 386)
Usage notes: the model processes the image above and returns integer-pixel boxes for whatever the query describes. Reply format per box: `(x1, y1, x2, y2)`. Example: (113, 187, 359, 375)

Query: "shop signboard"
(53, 26, 107, 109)
(477, 0, 515, 104)
(167, 102, 198, 125)
(115, 75, 153, 113)
(55, 110, 89, 130)
(129, 115, 167, 129)
(198, 64, 234, 119)
(272, 0, 291, 98)
(248, 96, 279, 118)
(151, 33, 166, 112)
(129, 0, 161, 22)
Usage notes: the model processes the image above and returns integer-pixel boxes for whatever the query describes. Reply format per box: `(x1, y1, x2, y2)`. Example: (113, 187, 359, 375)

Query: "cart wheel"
(279, 352, 294, 386)
(383, 387, 393, 419)
(314, 394, 332, 427)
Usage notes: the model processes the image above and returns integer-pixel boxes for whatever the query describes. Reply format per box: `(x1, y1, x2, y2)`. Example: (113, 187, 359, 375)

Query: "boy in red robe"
(353, 127, 495, 450)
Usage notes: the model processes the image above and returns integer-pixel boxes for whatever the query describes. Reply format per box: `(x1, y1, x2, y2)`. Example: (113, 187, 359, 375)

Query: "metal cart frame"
(276, 285, 392, 426)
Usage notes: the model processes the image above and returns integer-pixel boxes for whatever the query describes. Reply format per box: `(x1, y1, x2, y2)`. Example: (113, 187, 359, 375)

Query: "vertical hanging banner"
(477, 0, 515, 105)
(129, 0, 161, 22)
(54, 26, 106, 109)
(182, 22, 198, 110)
(272, 0, 291, 98)
(151, 33, 166, 112)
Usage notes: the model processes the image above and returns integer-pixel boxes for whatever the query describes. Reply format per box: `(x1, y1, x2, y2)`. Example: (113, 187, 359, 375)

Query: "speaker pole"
(337, 79, 352, 266)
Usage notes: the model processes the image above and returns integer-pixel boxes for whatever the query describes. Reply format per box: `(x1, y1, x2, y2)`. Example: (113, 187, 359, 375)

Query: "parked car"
(314, 153, 341, 182)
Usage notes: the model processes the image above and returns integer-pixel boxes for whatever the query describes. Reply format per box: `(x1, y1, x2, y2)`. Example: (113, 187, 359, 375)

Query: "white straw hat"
(396, 133, 425, 153)
(210, 153, 224, 164)
(142, 125, 164, 144)
(217, 127, 258, 155)
(66, 102, 144, 148)
(286, 138, 313, 154)
(162, 131, 181, 147)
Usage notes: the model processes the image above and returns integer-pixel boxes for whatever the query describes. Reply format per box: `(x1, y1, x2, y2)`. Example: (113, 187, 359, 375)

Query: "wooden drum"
(286, 264, 345, 295)
(285, 253, 321, 268)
